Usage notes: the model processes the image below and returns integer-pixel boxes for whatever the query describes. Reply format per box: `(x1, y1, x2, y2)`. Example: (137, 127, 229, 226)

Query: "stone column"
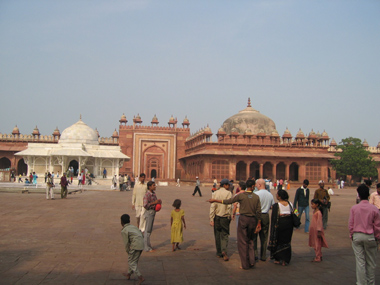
(285, 164, 290, 180)
(259, 163, 264, 178)
(246, 162, 250, 179)
(272, 163, 277, 180)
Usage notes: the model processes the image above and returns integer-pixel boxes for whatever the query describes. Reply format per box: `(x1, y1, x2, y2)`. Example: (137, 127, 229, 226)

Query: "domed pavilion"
(15, 117, 129, 177)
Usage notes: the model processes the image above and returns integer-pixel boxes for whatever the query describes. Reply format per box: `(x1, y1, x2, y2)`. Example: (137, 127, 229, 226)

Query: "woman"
(268, 189, 294, 266)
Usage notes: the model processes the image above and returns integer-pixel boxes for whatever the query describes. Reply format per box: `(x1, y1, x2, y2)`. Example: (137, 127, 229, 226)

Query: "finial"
(247, 97, 251, 107)
(80, 114, 82, 120)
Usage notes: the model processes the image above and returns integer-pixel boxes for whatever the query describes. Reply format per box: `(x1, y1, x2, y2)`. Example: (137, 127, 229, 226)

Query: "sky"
(1, 0, 379, 146)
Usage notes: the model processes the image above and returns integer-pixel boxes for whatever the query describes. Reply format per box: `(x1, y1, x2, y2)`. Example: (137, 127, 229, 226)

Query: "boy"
(120, 214, 145, 284)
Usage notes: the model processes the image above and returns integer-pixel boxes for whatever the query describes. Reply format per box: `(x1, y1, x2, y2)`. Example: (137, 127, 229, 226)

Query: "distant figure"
(192, 177, 202, 197)
(60, 173, 69, 199)
(328, 187, 334, 196)
(369, 183, 380, 211)
(56, 171, 59, 178)
(171, 199, 186, 252)
(103, 168, 107, 178)
(176, 178, 180, 187)
(349, 184, 380, 285)
(132, 173, 147, 232)
(32, 172, 38, 185)
(314, 180, 330, 229)
(340, 180, 345, 189)
(112, 175, 118, 189)
(18, 174, 23, 183)
(294, 179, 310, 233)
(120, 214, 145, 284)
(46, 173, 54, 200)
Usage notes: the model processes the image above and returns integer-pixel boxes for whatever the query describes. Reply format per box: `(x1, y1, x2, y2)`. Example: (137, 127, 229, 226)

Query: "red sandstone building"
(1, 99, 380, 184)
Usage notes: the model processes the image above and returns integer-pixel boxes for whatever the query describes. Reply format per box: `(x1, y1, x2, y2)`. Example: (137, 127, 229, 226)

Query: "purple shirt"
(349, 200, 380, 239)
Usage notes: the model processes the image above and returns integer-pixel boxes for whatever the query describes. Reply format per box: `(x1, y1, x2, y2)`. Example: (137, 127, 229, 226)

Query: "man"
(143, 181, 162, 252)
(253, 178, 274, 262)
(208, 179, 233, 261)
(314, 180, 330, 229)
(46, 173, 54, 200)
(60, 172, 69, 199)
(120, 214, 145, 284)
(294, 179, 310, 233)
(192, 177, 202, 197)
(112, 175, 118, 189)
(349, 184, 380, 285)
(132, 173, 147, 232)
(103, 168, 107, 178)
(119, 174, 124, 191)
(369, 183, 380, 211)
(208, 179, 261, 269)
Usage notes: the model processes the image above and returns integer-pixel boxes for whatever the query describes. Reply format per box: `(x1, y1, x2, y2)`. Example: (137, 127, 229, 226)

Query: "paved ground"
(0, 184, 379, 285)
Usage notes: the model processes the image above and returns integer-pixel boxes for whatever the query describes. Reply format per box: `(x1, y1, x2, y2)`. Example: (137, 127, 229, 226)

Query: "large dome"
(59, 118, 99, 145)
(222, 99, 277, 135)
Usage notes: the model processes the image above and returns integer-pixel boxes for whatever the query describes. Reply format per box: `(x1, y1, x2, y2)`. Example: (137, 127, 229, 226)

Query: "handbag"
(288, 202, 301, 228)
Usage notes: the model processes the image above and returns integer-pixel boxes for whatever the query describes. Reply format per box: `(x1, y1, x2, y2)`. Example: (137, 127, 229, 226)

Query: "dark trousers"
(192, 186, 202, 196)
(214, 216, 230, 256)
(253, 213, 269, 260)
(322, 205, 328, 229)
(237, 214, 257, 269)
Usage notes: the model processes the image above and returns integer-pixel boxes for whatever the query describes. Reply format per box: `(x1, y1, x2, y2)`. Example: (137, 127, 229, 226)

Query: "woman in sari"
(268, 189, 294, 266)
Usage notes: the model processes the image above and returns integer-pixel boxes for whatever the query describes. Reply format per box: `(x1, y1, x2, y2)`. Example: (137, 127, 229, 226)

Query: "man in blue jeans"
(294, 179, 310, 233)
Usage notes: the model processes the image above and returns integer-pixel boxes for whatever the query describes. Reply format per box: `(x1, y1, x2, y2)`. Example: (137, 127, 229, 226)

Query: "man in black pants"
(192, 177, 202, 197)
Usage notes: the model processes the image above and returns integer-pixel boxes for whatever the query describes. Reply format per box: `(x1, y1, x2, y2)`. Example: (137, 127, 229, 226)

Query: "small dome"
(257, 129, 266, 136)
(182, 116, 190, 126)
(308, 129, 317, 139)
(330, 138, 337, 146)
(151, 114, 159, 124)
(204, 125, 212, 134)
(32, 126, 40, 135)
(282, 128, 292, 138)
(231, 128, 239, 135)
(316, 131, 321, 138)
(112, 129, 119, 138)
(119, 113, 127, 123)
(296, 128, 305, 138)
(133, 114, 142, 124)
(244, 129, 253, 135)
(218, 127, 226, 135)
(53, 127, 60, 136)
(60, 118, 99, 145)
(12, 125, 20, 135)
(168, 115, 177, 124)
(321, 130, 329, 139)
(271, 130, 280, 137)
(363, 139, 369, 147)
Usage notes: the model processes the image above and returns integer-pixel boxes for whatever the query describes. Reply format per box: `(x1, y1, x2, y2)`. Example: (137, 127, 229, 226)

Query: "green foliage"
(330, 137, 378, 178)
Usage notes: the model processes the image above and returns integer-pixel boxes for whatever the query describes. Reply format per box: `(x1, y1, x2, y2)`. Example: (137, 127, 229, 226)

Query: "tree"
(330, 137, 378, 179)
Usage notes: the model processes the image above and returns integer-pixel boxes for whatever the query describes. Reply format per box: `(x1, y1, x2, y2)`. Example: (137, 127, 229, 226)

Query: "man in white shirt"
(132, 173, 147, 232)
(253, 178, 275, 261)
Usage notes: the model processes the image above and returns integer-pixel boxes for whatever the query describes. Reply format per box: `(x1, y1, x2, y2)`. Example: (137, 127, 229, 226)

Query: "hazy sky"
(1, 1, 379, 146)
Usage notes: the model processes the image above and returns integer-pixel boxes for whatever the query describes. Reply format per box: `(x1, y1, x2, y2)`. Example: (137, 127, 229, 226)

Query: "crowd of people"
(119, 175, 380, 285)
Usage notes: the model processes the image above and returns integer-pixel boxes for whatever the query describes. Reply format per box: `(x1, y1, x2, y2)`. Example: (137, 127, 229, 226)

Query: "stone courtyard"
(0, 184, 379, 285)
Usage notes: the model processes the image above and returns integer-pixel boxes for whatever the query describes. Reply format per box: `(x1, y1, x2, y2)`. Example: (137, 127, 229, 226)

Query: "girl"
(309, 199, 328, 262)
(171, 199, 186, 252)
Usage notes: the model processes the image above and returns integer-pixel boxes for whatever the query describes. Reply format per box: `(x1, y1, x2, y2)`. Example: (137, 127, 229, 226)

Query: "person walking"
(253, 178, 274, 262)
(132, 173, 147, 232)
(46, 173, 54, 200)
(208, 179, 261, 269)
(208, 179, 233, 261)
(143, 181, 162, 252)
(120, 214, 145, 284)
(349, 184, 380, 285)
(171, 199, 186, 252)
(313, 180, 330, 229)
(294, 179, 310, 233)
(192, 177, 202, 197)
(369, 183, 380, 211)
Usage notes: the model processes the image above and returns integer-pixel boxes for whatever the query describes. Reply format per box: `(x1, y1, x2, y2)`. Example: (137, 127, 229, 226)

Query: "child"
(120, 214, 145, 284)
(171, 199, 186, 252)
(309, 199, 328, 262)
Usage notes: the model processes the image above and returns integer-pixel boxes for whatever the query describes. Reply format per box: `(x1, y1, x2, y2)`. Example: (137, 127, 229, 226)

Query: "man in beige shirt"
(209, 178, 232, 261)
(369, 183, 380, 211)
(132, 173, 147, 232)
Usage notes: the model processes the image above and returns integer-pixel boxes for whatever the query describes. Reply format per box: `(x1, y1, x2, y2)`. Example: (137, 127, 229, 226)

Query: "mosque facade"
(1, 99, 380, 184)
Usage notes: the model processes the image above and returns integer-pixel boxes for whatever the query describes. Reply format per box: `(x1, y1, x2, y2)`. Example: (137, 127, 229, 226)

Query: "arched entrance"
(17, 159, 27, 175)
(0, 157, 11, 169)
(249, 162, 260, 179)
(151, 169, 157, 179)
(69, 160, 79, 176)
(263, 162, 273, 179)
(289, 162, 299, 181)
(147, 158, 161, 179)
(236, 161, 247, 181)
(276, 162, 286, 180)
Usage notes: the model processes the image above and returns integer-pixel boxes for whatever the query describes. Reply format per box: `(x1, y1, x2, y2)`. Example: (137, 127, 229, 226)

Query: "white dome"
(59, 119, 99, 145)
